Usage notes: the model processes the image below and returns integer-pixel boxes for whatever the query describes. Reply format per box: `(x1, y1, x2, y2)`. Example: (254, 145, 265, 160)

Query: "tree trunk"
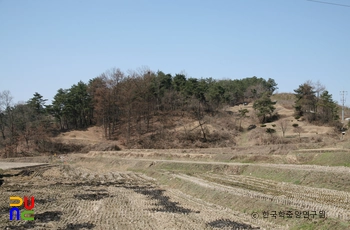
(199, 120, 207, 142)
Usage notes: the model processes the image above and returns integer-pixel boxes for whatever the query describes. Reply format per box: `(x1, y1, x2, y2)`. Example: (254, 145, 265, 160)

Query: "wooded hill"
(0, 68, 346, 157)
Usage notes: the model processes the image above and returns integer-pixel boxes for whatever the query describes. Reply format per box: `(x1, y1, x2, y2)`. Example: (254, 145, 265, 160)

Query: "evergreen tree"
(317, 90, 339, 123)
(253, 92, 276, 123)
(27, 92, 47, 115)
(294, 83, 317, 119)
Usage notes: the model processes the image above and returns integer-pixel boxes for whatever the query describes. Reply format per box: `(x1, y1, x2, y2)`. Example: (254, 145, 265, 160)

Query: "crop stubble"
(0, 163, 264, 230)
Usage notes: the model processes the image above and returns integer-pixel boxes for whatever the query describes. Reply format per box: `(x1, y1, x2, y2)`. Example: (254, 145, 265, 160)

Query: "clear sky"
(1, 0, 349, 105)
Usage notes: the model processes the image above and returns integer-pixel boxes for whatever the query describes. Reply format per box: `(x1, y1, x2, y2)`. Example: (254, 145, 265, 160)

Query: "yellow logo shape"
(10, 197, 23, 207)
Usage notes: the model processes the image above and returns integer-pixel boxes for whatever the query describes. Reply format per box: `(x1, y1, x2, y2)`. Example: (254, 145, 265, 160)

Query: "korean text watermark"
(251, 210, 326, 219)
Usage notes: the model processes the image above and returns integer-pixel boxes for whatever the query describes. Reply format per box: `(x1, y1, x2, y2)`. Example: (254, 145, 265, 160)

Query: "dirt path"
(85, 153, 350, 175)
(0, 162, 47, 170)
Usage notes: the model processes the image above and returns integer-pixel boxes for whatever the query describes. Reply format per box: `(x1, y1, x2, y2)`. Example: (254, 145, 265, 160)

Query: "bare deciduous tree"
(293, 126, 303, 141)
(238, 108, 249, 130)
(0, 91, 13, 141)
(306, 80, 325, 98)
(0, 90, 13, 109)
(314, 80, 326, 98)
(278, 120, 288, 137)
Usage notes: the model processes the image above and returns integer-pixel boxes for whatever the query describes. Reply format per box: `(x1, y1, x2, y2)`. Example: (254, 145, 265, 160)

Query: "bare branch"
(278, 120, 288, 137)
(0, 90, 13, 112)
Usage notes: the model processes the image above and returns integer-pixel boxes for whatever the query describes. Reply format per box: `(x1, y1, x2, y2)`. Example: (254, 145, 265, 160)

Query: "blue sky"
(1, 0, 349, 105)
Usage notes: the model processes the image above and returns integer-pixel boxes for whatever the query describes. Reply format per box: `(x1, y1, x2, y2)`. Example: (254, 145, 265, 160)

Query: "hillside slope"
(51, 94, 347, 151)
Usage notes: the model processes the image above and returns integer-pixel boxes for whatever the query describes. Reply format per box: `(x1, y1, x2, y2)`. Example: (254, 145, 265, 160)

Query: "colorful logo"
(9, 196, 35, 221)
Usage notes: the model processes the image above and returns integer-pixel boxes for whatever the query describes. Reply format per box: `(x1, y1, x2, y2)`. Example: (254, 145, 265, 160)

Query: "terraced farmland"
(1, 149, 350, 229)
(0, 164, 266, 229)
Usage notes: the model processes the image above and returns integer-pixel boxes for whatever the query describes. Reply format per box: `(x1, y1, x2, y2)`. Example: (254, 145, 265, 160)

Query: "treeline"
(83, 69, 277, 140)
(0, 67, 346, 156)
(48, 81, 93, 130)
(0, 91, 51, 156)
(0, 68, 277, 155)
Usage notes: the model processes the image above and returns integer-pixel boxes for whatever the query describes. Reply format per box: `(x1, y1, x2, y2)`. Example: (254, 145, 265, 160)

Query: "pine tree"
(253, 92, 276, 123)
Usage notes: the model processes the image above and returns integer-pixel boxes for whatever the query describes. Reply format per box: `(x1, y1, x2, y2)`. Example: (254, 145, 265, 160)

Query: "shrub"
(247, 124, 256, 130)
(260, 124, 266, 127)
(295, 115, 301, 120)
(272, 124, 276, 127)
(266, 128, 276, 134)
(311, 136, 323, 143)
(331, 120, 345, 131)
(292, 123, 299, 127)
(265, 113, 280, 122)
